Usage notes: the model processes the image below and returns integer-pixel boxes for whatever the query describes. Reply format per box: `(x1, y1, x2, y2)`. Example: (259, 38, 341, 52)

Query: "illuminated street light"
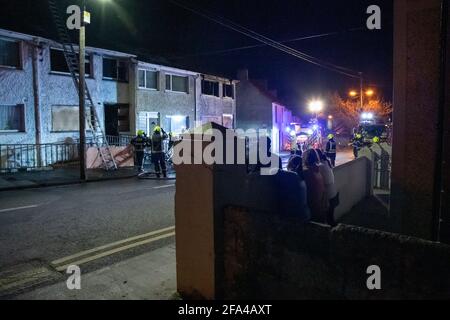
(365, 89, 375, 97)
(308, 100, 324, 113)
(349, 90, 358, 97)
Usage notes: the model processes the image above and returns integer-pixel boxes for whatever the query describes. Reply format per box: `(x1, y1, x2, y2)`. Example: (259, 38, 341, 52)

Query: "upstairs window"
(0, 105, 25, 132)
(223, 83, 234, 99)
(138, 69, 158, 90)
(50, 49, 91, 76)
(0, 38, 20, 68)
(165, 74, 189, 93)
(202, 80, 219, 97)
(103, 57, 128, 81)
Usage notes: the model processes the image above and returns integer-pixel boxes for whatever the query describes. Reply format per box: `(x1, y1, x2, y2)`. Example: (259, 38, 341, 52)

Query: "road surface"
(0, 178, 176, 295)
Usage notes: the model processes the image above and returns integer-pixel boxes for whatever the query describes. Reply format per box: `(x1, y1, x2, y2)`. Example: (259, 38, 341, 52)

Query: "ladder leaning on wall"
(47, 0, 117, 171)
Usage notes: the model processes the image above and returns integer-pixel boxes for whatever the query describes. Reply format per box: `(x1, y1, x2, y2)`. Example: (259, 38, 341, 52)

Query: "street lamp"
(365, 89, 375, 97)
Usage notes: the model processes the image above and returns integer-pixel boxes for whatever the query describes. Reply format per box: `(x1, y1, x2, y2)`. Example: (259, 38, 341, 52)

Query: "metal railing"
(106, 135, 134, 147)
(373, 151, 391, 190)
(0, 143, 79, 173)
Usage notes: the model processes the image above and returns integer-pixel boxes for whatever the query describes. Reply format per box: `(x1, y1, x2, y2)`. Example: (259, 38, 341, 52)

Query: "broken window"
(50, 49, 91, 76)
(202, 80, 220, 97)
(0, 38, 20, 68)
(223, 83, 234, 99)
(103, 57, 128, 81)
(0, 105, 25, 132)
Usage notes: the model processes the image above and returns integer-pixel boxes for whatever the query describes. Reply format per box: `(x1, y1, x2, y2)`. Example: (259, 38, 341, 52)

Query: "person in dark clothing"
(351, 133, 364, 159)
(131, 130, 148, 171)
(325, 134, 337, 167)
(150, 126, 168, 178)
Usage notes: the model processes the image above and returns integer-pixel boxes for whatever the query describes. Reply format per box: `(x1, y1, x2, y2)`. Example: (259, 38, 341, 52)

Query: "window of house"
(166, 115, 189, 135)
(0, 38, 20, 68)
(202, 80, 220, 97)
(138, 69, 158, 90)
(165, 74, 189, 93)
(103, 57, 128, 81)
(50, 49, 91, 76)
(51, 106, 80, 132)
(223, 83, 234, 99)
(223, 114, 234, 129)
(0, 105, 25, 132)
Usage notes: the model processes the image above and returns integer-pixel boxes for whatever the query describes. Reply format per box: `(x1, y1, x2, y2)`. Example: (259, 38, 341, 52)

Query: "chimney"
(237, 69, 249, 81)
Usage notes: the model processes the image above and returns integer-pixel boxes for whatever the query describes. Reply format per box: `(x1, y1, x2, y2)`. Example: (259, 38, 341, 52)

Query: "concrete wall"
(175, 135, 373, 299)
(391, 0, 442, 239)
(222, 207, 450, 300)
(334, 157, 373, 220)
(0, 40, 36, 144)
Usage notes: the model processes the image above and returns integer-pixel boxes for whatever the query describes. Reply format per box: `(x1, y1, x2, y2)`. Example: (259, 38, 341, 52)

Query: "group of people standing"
(131, 127, 169, 178)
(287, 135, 339, 226)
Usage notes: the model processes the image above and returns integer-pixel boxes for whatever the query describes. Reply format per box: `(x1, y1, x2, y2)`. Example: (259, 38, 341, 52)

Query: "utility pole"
(79, 0, 87, 181)
(359, 72, 364, 111)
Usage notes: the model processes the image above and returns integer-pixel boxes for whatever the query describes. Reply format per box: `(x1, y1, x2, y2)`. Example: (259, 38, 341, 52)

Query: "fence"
(373, 149, 391, 190)
(0, 143, 79, 173)
(106, 135, 134, 147)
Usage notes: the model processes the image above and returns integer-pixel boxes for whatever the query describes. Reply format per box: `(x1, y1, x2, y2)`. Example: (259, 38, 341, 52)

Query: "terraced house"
(0, 28, 237, 171)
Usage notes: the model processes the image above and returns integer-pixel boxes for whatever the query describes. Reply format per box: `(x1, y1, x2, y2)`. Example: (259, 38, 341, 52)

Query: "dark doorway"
(104, 104, 130, 136)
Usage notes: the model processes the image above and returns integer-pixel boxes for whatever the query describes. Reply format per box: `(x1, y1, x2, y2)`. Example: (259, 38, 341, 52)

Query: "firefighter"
(150, 126, 168, 178)
(325, 134, 337, 167)
(131, 130, 148, 171)
(351, 133, 364, 159)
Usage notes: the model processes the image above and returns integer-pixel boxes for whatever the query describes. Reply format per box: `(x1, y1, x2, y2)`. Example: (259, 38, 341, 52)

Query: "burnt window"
(202, 80, 219, 97)
(50, 49, 91, 76)
(103, 57, 128, 81)
(0, 38, 20, 68)
(223, 83, 234, 99)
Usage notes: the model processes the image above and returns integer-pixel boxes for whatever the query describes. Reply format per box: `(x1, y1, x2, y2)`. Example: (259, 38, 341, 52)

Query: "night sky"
(0, 0, 393, 116)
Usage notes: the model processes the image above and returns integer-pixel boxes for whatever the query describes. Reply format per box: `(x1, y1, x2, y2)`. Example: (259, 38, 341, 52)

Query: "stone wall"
(222, 206, 450, 300)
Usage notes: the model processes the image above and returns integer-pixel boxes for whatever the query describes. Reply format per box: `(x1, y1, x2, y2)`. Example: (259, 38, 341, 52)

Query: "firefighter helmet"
(373, 136, 380, 143)
(327, 134, 334, 140)
(153, 126, 161, 133)
(137, 130, 145, 136)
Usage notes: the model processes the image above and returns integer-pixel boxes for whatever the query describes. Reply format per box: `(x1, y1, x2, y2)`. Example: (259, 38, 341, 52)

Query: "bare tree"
(327, 92, 392, 135)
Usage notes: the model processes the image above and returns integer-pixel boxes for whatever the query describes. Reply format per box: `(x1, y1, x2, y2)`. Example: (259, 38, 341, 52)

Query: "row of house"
(0, 28, 298, 154)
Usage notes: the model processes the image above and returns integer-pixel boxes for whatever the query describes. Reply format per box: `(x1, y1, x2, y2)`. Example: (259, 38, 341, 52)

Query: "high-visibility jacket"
(150, 130, 168, 153)
(326, 140, 337, 154)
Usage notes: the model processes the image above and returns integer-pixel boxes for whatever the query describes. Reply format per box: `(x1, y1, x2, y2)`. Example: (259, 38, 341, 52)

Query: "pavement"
(0, 166, 139, 191)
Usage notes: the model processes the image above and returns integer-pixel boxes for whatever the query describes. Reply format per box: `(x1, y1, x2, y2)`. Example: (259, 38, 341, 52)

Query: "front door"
(104, 104, 130, 136)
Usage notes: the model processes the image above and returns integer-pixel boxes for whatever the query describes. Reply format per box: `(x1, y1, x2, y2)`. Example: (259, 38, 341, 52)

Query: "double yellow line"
(51, 226, 175, 272)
